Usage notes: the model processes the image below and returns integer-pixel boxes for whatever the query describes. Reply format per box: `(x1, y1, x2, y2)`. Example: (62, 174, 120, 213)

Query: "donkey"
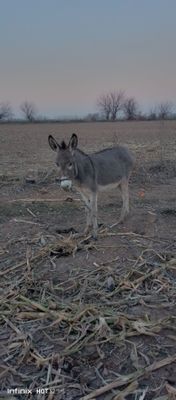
(48, 133, 135, 239)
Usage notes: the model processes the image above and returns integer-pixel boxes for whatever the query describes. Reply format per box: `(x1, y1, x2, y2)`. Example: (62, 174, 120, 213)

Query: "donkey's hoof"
(92, 233, 98, 241)
(93, 236, 98, 241)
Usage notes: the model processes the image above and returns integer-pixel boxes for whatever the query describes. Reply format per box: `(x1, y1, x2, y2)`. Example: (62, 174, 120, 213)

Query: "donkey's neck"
(74, 148, 97, 191)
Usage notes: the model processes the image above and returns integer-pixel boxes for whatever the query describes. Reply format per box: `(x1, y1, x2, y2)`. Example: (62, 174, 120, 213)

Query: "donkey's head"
(48, 133, 78, 185)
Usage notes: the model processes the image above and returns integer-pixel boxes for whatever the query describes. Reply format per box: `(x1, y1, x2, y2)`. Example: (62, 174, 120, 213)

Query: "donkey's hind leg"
(119, 177, 129, 222)
(110, 178, 129, 228)
(90, 192, 98, 239)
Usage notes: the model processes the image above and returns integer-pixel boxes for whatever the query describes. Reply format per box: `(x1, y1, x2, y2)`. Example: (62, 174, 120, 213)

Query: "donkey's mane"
(76, 148, 87, 156)
(60, 141, 67, 149)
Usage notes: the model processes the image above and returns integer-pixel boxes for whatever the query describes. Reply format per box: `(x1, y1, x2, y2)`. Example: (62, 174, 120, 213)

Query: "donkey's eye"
(67, 162, 73, 169)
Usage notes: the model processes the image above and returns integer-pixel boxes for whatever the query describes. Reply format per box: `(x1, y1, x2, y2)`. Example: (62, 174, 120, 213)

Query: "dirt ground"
(0, 121, 176, 400)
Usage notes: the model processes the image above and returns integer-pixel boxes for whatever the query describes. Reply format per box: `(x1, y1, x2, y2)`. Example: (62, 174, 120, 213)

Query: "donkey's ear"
(69, 133, 78, 150)
(48, 135, 59, 151)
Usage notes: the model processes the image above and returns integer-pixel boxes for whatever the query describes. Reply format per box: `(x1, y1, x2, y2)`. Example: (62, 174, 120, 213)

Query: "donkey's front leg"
(84, 204, 92, 235)
(81, 191, 98, 239)
(80, 192, 92, 235)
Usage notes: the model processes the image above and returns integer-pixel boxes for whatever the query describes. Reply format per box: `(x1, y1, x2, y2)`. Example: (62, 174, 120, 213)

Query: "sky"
(0, 0, 176, 117)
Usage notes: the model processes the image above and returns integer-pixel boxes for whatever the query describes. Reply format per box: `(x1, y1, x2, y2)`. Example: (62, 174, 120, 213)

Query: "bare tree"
(20, 101, 37, 121)
(85, 113, 100, 122)
(147, 106, 157, 120)
(109, 90, 124, 121)
(0, 102, 13, 120)
(97, 90, 124, 121)
(123, 97, 138, 120)
(97, 94, 112, 120)
(157, 101, 173, 120)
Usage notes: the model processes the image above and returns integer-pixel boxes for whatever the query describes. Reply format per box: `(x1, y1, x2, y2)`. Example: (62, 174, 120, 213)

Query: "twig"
(27, 207, 37, 218)
(13, 218, 41, 225)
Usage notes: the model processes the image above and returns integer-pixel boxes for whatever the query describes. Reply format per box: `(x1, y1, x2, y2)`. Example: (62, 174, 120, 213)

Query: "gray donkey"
(48, 133, 135, 239)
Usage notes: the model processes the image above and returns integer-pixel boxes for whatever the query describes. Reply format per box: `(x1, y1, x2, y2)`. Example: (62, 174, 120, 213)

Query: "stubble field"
(0, 121, 176, 400)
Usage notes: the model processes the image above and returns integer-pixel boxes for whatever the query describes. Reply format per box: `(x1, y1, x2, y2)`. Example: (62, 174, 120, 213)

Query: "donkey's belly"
(98, 180, 121, 192)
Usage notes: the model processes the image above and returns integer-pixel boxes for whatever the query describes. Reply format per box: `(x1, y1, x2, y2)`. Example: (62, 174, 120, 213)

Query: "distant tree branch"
(109, 90, 124, 121)
(123, 97, 138, 120)
(20, 101, 37, 121)
(0, 102, 13, 120)
(97, 90, 124, 121)
(97, 94, 112, 120)
(157, 101, 173, 120)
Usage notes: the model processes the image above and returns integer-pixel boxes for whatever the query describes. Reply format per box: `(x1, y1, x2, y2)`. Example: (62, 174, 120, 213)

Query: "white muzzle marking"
(60, 177, 72, 190)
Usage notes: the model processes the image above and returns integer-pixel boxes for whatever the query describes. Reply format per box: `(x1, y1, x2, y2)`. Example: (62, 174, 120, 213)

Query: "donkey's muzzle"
(60, 177, 72, 191)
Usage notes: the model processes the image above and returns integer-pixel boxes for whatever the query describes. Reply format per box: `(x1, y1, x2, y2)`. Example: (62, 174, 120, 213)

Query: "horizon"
(1, 0, 176, 117)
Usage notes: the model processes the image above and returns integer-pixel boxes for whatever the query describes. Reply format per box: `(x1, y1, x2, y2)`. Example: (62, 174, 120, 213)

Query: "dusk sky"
(1, 0, 176, 117)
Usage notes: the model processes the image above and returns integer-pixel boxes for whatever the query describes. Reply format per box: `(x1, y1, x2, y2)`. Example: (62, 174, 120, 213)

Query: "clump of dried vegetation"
(0, 226, 176, 400)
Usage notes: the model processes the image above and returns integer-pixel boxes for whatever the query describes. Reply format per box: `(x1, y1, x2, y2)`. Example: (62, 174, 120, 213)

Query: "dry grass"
(0, 226, 176, 399)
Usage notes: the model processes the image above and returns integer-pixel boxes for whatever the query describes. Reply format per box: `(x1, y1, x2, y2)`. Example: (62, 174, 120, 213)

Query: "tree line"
(0, 101, 37, 122)
(0, 92, 175, 122)
(96, 91, 174, 121)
